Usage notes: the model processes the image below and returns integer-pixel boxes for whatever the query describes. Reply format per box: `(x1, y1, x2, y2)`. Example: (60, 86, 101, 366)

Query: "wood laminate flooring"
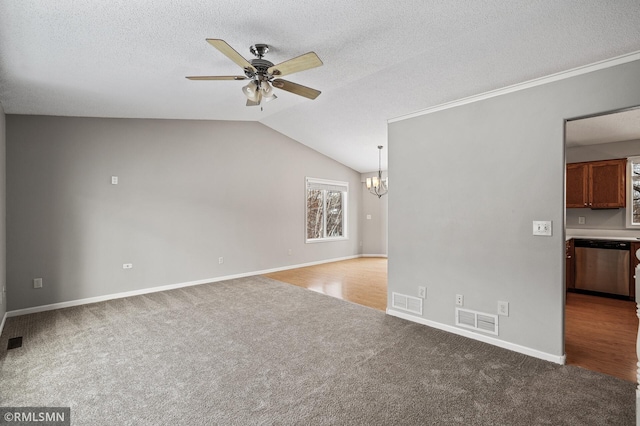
(565, 292, 638, 382)
(265, 258, 638, 382)
(265, 257, 387, 311)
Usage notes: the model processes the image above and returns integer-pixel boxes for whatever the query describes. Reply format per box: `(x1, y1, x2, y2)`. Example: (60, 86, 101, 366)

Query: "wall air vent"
(455, 308, 499, 335)
(392, 292, 423, 315)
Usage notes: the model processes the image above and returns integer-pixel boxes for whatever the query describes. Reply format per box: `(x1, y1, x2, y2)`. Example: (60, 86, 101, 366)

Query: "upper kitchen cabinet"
(566, 163, 588, 208)
(566, 159, 626, 208)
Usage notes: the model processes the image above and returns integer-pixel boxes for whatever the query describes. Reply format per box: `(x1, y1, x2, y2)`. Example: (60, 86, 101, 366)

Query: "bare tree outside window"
(624, 157, 640, 229)
(305, 178, 348, 242)
(306, 189, 324, 239)
(631, 161, 640, 224)
(325, 191, 343, 237)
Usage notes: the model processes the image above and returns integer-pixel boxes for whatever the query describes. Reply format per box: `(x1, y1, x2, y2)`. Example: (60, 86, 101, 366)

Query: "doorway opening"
(564, 106, 640, 382)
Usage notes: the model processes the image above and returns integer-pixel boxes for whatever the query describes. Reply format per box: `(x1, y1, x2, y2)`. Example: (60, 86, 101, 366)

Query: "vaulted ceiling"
(1, 1, 639, 172)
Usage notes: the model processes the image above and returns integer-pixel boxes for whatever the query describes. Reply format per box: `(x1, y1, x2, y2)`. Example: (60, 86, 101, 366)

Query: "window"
(306, 177, 348, 242)
(627, 156, 640, 228)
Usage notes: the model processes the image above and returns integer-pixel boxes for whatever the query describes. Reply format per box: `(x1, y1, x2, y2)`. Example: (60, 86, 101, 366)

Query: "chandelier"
(366, 145, 388, 198)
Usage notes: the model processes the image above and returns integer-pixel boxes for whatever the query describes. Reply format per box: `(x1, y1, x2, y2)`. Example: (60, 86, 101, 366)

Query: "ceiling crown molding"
(389, 50, 640, 124)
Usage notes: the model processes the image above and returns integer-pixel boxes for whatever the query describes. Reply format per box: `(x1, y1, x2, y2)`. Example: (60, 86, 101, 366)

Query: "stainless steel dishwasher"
(574, 239, 630, 297)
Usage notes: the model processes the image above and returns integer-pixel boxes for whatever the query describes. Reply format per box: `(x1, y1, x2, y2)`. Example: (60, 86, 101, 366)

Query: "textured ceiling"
(566, 108, 640, 147)
(1, 1, 640, 172)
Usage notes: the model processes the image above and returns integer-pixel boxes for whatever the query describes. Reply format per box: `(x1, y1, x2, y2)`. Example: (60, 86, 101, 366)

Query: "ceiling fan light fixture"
(261, 80, 273, 96)
(260, 81, 277, 102)
(242, 81, 260, 102)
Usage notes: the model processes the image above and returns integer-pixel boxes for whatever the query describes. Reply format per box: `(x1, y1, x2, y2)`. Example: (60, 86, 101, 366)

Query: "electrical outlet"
(33, 278, 43, 289)
(218, 257, 224, 264)
(498, 301, 509, 316)
(111, 176, 118, 185)
(578, 216, 586, 225)
(418, 286, 426, 299)
(456, 294, 463, 306)
(287, 249, 292, 256)
(123, 263, 133, 269)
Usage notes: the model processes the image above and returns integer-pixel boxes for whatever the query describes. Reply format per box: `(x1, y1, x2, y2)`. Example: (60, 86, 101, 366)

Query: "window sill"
(305, 237, 349, 244)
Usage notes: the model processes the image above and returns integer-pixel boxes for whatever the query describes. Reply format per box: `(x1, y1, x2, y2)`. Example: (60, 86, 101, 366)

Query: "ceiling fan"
(187, 39, 323, 107)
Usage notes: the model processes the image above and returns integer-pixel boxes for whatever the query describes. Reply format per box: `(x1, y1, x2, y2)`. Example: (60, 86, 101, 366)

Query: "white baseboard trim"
(6, 255, 362, 318)
(0, 311, 7, 337)
(386, 308, 566, 365)
(254, 255, 361, 275)
(361, 254, 388, 258)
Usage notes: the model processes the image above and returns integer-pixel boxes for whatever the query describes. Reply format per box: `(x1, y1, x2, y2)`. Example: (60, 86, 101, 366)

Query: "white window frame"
(626, 156, 640, 229)
(305, 177, 349, 243)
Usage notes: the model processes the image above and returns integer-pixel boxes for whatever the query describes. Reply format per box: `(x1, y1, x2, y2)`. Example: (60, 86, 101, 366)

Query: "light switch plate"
(532, 221, 552, 236)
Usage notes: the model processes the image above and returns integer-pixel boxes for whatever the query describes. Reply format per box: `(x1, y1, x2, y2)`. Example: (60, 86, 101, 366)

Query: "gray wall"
(566, 139, 640, 229)
(360, 173, 388, 256)
(7, 116, 361, 311)
(0, 104, 5, 321)
(388, 59, 640, 358)
(566, 138, 640, 163)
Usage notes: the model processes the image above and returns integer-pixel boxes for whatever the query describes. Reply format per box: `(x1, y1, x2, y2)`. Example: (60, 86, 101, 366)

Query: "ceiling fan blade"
(268, 52, 323, 77)
(206, 39, 256, 73)
(272, 79, 321, 100)
(186, 76, 248, 80)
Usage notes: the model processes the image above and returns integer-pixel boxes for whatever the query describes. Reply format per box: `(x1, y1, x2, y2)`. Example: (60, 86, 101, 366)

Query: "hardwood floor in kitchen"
(265, 258, 638, 382)
(565, 292, 638, 382)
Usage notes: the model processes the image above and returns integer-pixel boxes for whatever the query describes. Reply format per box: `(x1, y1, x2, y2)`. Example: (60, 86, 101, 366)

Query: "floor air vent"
(455, 308, 498, 335)
(7, 336, 23, 350)
(392, 292, 423, 315)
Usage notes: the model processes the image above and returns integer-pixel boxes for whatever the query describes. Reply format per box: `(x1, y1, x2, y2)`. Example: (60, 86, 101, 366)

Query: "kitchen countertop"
(566, 228, 640, 241)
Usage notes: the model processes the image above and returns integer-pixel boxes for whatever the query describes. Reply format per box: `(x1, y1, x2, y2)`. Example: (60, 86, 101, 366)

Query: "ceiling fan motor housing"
(247, 58, 275, 82)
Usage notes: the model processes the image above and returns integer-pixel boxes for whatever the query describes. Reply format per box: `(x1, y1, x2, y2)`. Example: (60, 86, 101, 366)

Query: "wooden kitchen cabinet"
(566, 158, 626, 208)
(566, 239, 574, 290)
(566, 163, 588, 208)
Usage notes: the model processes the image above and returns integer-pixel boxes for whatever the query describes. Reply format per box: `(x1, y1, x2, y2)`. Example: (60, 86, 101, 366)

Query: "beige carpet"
(0, 276, 634, 425)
